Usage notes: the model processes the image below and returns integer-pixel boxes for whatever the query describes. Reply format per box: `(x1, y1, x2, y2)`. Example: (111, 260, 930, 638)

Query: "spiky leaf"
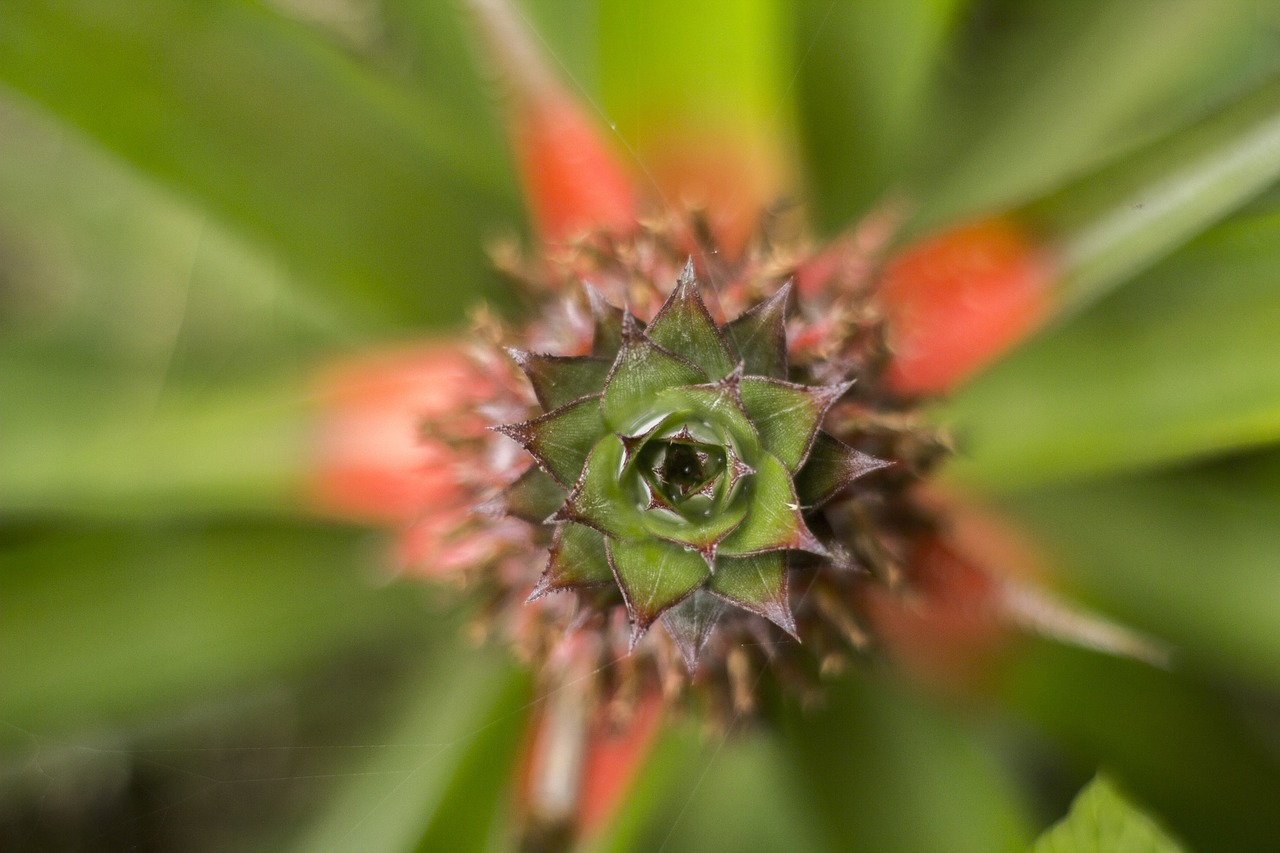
(509, 350, 611, 410)
(718, 453, 825, 557)
(601, 317, 706, 430)
(493, 395, 603, 487)
(709, 551, 796, 637)
(587, 285, 629, 357)
(738, 377, 851, 470)
(660, 590, 726, 673)
(529, 523, 613, 600)
(723, 282, 791, 379)
(794, 432, 890, 507)
(502, 466, 567, 523)
(654, 373, 762, 463)
(608, 537, 711, 642)
(555, 435, 646, 539)
(642, 495, 749, 555)
(646, 260, 736, 379)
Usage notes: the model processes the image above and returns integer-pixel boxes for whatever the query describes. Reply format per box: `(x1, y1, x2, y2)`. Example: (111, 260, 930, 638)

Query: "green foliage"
(5, 0, 1280, 849)
(1030, 776, 1185, 853)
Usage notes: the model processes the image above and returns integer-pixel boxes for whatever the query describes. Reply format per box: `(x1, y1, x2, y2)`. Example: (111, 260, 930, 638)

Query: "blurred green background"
(5, 1, 1280, 850)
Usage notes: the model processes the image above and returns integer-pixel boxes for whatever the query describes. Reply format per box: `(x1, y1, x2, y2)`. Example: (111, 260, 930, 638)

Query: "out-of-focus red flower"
(878, 217, 1058, 396)
(470, 0, 635, 244)
(858, 498, 1040, 693)
(306, 342, 492, 525)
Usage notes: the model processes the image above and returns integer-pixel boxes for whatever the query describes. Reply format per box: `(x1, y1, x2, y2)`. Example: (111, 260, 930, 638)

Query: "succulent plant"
(495, 260, 886, 664)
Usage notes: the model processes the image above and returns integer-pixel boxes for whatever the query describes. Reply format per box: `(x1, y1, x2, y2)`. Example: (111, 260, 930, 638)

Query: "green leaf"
(794, 432, 890, 508)
(659, 590, 726, 673)
(717, 453, 821, 557)
(1030, 775, 1185, 853)
(999, 457, 1280, 690)
(284, 651, 528, 853)
(0, 91, 351, 376)
(709, 552, 796, 637)
(915, 0, 1280, 231)
(556, 434, 646, 540)
(944, 205, 1280, 491)
(588, 286, 629, 358)
(0, 522, 425, 734)
(1001, 642, 1280, 852)
(502, 466, 567, 524)
(607, 537, 710, 640)
(722, 282, 791, 379)
(0, 0, 515, 329)
(614, 730, 829, 853)
(598, 0, 790, 154)
(601, 318, 706, 431)
(781, 674, 1035, 853)
(1030, 75, 1280, 313)
(645, 263, 736, 380)
(738, 377, 849, 471)
(494, 395, 603, 488)
(530, 523, 614, 600)
(509, 350, 613, 411)
(0, 364, 311, 518)
(654, 378, 763, 464)
(640, 492, 748, 556)
(794, 0, 966, 227)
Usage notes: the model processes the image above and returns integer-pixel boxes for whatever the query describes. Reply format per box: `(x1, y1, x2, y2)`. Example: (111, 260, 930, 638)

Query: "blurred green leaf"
(1002, 643, 1280, 853)
(781, 676, 1034, 853)
(621, 730, 827, 853)
(915, 0, 1280, 231)
(0, 1, 517, 330)
(580, 722, 700, 853)
(1030, 775, 1185, 853)
(0, 522, 425, 736)
(996, 453, 1280, 689)
(944, 204, 1280, 490)
(283, 651, 527, 853)
(597, 0, 792, 174)
(793, 0, 966, 228)
(1032, 76, 1280, 313)
(0, 92, 350, 379)
(0, 364, 312, 518)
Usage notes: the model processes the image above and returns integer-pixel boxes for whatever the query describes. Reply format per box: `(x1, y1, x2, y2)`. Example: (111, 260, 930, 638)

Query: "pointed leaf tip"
(511, 350, 612, 411)
(494, 395, 603, 487)
(724, 283, 791, 379)
(739, 377, 849, 471)
(608, 537, 710, 641)
(710, 552, 797, 639)
(601, 324, 706, 430)
(660, 591, 726, 673)
(585, 284, 627, 357)
(678, 256, 697, 287)
(718, 453, 826, 558)
(795, 432, 891, 508)
(528, 523, 613, 601)
(647, 274, 736, 379)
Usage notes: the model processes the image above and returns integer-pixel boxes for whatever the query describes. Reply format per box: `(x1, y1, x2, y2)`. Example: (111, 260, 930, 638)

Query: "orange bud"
(469, 0, 636, 243)
(859, 534, 1013, 695)
(307, 342, 492, 525)
(880, 218, 1056, 395)
(513, 94, 637, 243)
(577, 692, 663, 837)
